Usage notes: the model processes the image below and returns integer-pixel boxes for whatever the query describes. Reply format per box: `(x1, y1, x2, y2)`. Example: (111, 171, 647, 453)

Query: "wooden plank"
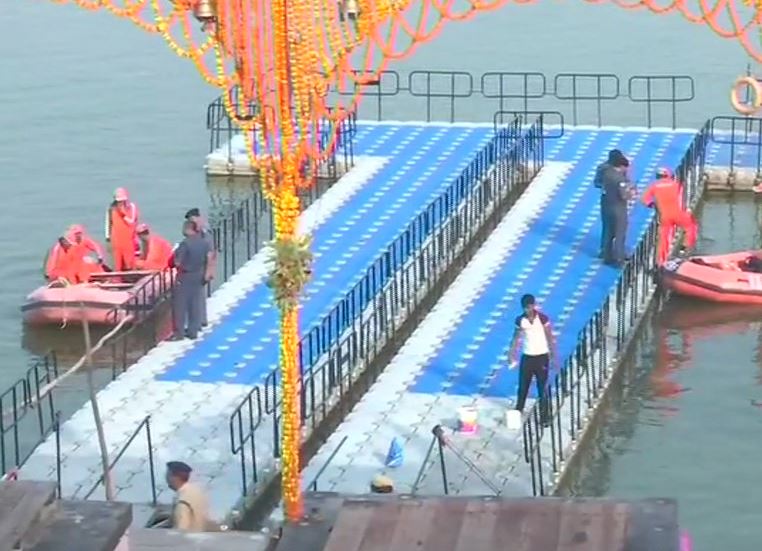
(129, 528, 272, 551)
(450, 498, 499, 551)
(276, 494, 345, 551)
(420, 498, 468, 551)
(0, 481, 57, 551)
(625, 498, 679, 551)
(601, 502, 631, 551)
(27, 500, 131, 551)
(385, 498, 438, 551)
(352, 499, 403, 551)
(321, 499, 377, 551)
(554, 499, 604, 550)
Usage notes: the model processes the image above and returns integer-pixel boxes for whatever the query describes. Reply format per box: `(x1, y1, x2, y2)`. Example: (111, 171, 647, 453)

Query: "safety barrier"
(206, 95, 358, 180)
(708, 115, 762, 178)
(228, 114, 545, 499)
(208, 70, 696, 140)
(0, 353, 60, 481)
(519, 120, 709, 496)
(83, 415, 157, 505)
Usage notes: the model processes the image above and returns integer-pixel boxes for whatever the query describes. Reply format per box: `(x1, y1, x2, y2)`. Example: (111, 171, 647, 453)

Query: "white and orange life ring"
(730, 76, 762, 116)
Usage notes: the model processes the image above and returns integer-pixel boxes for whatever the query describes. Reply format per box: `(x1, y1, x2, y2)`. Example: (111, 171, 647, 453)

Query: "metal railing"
(305, 436, 348, 492)
(83, 415, 157, 505)
(206, 94, 358, 180)
(708, 115, 762, 181)
(208, 70, 696, 137)
(0, 352, 59, 478)
(228, 114, 545, 498)
(519, 120, 709, 496)
(104, 269, 176, 326)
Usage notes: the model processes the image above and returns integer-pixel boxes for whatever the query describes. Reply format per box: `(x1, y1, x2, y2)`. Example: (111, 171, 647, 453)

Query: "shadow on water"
(572, 297, 762, 550)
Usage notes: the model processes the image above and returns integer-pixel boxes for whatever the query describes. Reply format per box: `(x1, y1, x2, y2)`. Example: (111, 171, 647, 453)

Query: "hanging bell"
(193, 0, 216, 23)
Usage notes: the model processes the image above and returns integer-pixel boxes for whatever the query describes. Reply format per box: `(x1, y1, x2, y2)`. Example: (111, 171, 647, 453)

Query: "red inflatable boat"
(661, 251, 762, 305)
(21, 270, 173, 326)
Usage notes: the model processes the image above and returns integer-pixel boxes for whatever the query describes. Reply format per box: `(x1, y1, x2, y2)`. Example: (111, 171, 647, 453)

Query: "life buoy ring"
(730, 76, 762, 116)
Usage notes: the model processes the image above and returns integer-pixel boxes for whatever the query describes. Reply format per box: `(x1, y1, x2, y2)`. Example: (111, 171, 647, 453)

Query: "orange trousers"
(112, 242, 136, 272)
(657, 210, 697, 265)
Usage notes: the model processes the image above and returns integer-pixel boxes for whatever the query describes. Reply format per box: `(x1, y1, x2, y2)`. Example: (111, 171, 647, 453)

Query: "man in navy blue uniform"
(594, 149, 627, 259)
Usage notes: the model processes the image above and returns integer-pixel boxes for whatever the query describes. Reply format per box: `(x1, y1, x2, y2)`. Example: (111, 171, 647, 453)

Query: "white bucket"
(458, 406, 478, 434)
(505, 409, 523, 430)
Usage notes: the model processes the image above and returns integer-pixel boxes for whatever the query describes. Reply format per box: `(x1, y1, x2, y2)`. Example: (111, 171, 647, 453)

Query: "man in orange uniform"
(44, 236, 80, 283)
(135, 224, 173, 271)
(67, 224, 106, 281)
(641, 167, 698, 266)
(105, 187, 140, 272)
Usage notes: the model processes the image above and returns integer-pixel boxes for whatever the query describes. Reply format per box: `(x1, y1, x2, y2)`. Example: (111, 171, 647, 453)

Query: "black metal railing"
(228, 115, 545, 498)
(82, 415, 157, 505)
(519, 120, 709, 496)
(0, 352, 59, 478)
(208, 70, 696, 139)
(305, 435, 348, 492)
(708, 115, 762, 181)
(206, 95, 358, 180)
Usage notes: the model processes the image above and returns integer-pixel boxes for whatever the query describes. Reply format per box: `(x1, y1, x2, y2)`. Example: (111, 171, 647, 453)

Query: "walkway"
(299, 125, 697, 499)
(18, 122, 498, 518)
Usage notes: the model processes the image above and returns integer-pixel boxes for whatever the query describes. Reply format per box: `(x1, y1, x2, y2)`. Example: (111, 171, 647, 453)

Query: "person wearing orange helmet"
(67, 224, 108, 281)
(135, 223, 173, 271)
(641, 167, 698, 266)
(43, 235, 80, 284)
(105, 187, 140, 272)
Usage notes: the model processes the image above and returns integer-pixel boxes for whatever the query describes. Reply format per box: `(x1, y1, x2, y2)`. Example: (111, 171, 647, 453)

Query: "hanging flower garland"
(266, 235, 314, 312)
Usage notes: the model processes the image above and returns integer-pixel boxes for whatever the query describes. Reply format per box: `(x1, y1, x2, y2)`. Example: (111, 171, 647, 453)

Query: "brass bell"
(193, 0, 216, 23)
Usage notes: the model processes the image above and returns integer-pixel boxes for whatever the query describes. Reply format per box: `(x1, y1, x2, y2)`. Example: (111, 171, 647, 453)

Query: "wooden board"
(128, 528, 272, 551)
(27, 500, 132, 551)
(275, 494, 680, 551)
(0, 481, 57, 551)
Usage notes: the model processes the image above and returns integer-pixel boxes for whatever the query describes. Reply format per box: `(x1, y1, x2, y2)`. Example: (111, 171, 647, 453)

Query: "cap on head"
(68, 224, 84, 235)
(656, 167, 672, 178)
(185, 208, 201, 220)
(136, 223, 150, 235)
(521, 293, 536, 309)
(612, 157, 630, 168)
(114, 187, 129, 201)
(166, 461, 192, 476)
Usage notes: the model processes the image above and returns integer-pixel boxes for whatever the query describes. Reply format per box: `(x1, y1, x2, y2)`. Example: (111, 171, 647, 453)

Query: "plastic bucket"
(458, 407, 478, 434)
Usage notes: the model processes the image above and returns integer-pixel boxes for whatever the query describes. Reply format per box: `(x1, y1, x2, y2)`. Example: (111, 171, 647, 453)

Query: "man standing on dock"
(171, 220, 213, 340)
(642, 167, 698, 265)
(105, 187, 140, 272)
(508, 294, 555, 426)
(595, 149, 627, 259)
(601, 156, 635, 268)
(185, 208, 216, 327)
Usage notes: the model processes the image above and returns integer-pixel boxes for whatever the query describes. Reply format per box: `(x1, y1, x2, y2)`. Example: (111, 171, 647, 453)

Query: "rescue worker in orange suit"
(641, 168, 698, 266)
(44, 236, 80, 284)
(67, 224, 106, 281)
(135, 223, 173, 271)
(105, 187, 140, 272)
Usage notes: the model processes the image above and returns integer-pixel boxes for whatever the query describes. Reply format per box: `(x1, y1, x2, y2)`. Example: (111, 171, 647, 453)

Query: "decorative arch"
(46, 0, 762, 522)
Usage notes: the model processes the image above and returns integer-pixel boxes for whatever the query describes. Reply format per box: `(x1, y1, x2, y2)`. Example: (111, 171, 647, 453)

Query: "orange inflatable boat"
(661, 251, 762, 305)
(21, 270, 174, 326)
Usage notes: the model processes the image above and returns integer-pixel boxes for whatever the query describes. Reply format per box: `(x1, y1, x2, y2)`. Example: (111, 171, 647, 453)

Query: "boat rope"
(2, 313, 133, 427)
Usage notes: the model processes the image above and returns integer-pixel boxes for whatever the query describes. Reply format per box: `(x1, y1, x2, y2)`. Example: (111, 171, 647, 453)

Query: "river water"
(0, 1, 758, 542)
(574, 197, 762, 549)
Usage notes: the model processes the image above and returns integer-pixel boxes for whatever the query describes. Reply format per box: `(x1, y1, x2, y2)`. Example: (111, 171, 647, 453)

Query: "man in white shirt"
(508, 294, 555, 425)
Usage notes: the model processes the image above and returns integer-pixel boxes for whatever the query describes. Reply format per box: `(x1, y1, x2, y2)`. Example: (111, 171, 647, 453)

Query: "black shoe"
(169, 335, 186, 342)
(605, 259, 623, 269)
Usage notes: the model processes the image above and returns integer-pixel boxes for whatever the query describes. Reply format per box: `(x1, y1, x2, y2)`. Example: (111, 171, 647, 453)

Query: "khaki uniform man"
(166, 461, 211, 532)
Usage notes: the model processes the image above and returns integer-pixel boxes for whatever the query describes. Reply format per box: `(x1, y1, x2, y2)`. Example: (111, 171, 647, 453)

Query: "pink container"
(680, 530, 692, 551)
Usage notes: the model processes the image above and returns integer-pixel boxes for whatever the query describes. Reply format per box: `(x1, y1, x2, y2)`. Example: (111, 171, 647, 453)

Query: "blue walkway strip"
(159, 124, 494, 384)
(411, 128, 696, 399)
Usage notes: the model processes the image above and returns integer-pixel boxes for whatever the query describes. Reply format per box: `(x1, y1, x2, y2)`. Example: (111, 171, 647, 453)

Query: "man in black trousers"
(508, 294, 556, 426)
(595, 149, 627, 259)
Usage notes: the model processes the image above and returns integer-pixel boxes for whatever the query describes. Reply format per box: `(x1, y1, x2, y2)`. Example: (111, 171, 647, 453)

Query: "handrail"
(228, 115, 545, 497)
(518, 118, 709, 496)
(207, 69, 697, 133)
(83, 415, 157, 505)
(0, 352, 59, 476)
(306, 436, 348, 492)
